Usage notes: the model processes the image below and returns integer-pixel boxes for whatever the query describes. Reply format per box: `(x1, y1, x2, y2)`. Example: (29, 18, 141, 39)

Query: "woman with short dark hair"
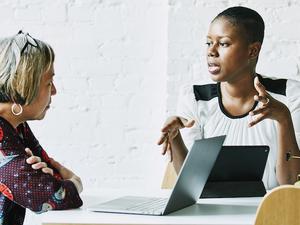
(158, 6, 300, 189)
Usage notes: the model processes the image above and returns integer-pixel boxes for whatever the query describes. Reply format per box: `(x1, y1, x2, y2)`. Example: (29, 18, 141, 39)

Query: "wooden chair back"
(161, 162, 177, 189)
(254, 185, 300, 225)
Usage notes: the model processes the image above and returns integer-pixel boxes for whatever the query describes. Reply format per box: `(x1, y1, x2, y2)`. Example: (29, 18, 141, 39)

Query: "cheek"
(36, 92, 50, 108)
(222, 49, 249, 66)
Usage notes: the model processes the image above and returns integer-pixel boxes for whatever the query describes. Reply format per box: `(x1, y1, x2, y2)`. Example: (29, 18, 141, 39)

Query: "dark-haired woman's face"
(206, 18, 252, 82)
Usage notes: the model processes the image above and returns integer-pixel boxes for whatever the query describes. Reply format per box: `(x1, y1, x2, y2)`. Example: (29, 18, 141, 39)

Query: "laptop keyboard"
(126, 197, 168, 213)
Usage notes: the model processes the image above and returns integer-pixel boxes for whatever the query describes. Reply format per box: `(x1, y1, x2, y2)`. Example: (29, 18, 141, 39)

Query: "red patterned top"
(0, 117, 83, 225)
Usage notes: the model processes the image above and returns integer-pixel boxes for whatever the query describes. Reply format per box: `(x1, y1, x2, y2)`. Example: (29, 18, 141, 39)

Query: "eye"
(206, 41, 213, 47)
(219, 42, 229, 47)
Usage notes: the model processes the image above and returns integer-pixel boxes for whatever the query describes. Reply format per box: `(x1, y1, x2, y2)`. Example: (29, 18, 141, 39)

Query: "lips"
(46, 101, 51, 110)
(208, 63, 220, 74)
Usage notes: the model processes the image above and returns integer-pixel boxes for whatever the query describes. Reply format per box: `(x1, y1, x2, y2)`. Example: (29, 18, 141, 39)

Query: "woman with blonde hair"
(0, 31, 83, 225)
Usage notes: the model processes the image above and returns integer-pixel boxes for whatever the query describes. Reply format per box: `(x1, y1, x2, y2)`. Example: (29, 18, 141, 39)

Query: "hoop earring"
(11, 103, 23, 116)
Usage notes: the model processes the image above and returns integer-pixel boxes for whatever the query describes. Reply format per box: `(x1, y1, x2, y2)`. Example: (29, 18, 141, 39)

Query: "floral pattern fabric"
(0, 117, 83, 225)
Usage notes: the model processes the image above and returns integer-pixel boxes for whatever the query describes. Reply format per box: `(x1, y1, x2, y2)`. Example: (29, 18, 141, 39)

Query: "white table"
(39, 189, 261, 225)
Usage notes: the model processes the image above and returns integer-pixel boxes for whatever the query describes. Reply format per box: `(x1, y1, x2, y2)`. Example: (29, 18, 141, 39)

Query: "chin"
(38, 113, 47, 120)
(35, 111, 47, 120)
(210, 74, 225, 82)
(209, 71, 231, 83)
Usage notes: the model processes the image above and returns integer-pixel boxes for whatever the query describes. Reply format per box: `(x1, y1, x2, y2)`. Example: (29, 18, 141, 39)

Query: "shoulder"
(179, 81, 218, 102)
(258, 75, 300, 114)
(0, 117, 16, 143)
(286, 79, 300, 98)
(258, 74, 287, 96)
(258, 74, 300, 98)
(193, 83, 218, 101)
(16, 121, 32, 139)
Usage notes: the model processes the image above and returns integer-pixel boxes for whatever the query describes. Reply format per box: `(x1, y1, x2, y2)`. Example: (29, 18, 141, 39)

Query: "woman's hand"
(48, 158, 75, 180)
(25, 148, 54, 176)
(49, 158, 83, 193)
(248, 77, 290, 127)
(157, 116, 195, 161)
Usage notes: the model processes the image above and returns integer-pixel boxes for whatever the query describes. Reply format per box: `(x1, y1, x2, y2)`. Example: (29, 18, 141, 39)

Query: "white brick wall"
(1, 0, 300, 224)
(1, 1, 167, 224)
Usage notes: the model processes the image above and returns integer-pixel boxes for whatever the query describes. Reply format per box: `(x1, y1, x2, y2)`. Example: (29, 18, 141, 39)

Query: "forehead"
(208, 17, 243, 39)
(42, 64, 54, 80)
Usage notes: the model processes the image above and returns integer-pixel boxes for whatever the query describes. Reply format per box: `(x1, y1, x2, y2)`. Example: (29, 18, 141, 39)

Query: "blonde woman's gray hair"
(0, 31, 55, 105)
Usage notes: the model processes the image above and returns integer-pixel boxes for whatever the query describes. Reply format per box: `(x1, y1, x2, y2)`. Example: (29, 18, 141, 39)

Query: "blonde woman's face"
(24, 64, 56, 120)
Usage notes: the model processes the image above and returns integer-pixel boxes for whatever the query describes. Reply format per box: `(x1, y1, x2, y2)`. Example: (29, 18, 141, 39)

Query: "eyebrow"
(206, 35, 232, 39)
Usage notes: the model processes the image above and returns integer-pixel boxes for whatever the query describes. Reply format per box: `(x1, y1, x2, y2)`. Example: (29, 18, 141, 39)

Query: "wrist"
(69, 176, 83, 193)
(276, 105, 291, 124)
(277, 110, 292, 127)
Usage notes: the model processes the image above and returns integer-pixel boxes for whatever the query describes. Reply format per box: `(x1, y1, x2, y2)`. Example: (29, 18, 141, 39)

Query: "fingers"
(31, 162, 47, 170)
(250, 77, 273, 127)
(25, 148, 55, 176)
(157, 132, 168, 145)
(25, 148, 33, 156)
(254, 76, 266, 96)
(159, 117, 194, 145)
(26, 155, 41, 164)
(167, 142, 173, 162)
(248, 113, 266, 127)
(161, 122, 178, 133)
(249, 106, 268, 116)
(249, 103, 270, 127)
(42, 167, 54, 176)
(161, 139, 173, 162)
(254, 95, 269, 105)
(161, 117, 194, 133)
(183, 119, 195, 128)
(161, 135, 169, 155)
(158, 116, 195, 162)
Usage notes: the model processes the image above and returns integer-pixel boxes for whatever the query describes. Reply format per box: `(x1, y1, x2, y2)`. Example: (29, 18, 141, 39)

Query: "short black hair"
(213, 6, 265, 44)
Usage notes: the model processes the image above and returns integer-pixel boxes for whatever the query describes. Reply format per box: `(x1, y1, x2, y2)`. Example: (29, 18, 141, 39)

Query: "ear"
(248, 42, 261, 59)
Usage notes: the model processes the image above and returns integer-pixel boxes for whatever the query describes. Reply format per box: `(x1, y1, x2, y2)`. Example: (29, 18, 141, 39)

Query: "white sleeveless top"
(177, 75, 300, 190)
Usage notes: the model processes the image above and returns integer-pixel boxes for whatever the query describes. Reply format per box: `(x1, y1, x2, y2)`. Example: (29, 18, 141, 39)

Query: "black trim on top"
(193, 84, 218, 101)
(192, 75, 287, 119)
(193, 83, 258, 119)
(257, 74, 287, 96)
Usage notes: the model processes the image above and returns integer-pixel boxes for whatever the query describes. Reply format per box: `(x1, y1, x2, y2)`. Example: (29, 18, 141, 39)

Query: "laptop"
(200, 145, 270, 198)
(88, 135, 226, 215)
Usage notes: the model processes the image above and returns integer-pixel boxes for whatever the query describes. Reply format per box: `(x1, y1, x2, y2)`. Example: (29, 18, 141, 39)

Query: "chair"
(161, 162, 177, 189)
(254, 185, 300, 225)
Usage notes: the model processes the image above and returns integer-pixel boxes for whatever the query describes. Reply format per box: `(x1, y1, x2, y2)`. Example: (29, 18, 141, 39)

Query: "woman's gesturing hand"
(25, 148, 54, 176)
(249, 77, 290, 127)
(157, 116, 195, 161)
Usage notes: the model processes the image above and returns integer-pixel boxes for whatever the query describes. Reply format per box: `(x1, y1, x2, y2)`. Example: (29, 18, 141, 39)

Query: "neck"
(222, 72, 257, 100)
(220, 72, 258, 117)
(0, 103, 25, 128)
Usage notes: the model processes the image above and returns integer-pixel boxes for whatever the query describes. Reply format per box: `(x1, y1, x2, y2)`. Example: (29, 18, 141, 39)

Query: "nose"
(207, 44, 219, 57)
(51, 82, 57, 96)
